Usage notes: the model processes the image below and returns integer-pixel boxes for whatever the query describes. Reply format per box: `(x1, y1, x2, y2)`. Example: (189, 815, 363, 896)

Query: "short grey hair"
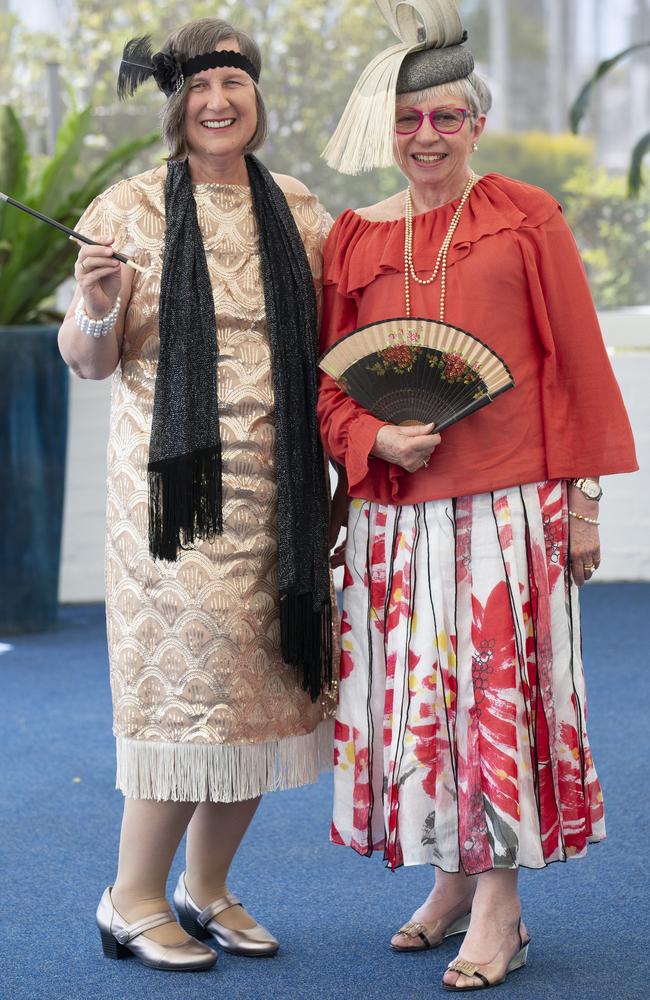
(398, 72, 493, 121)
(160, 18, 268, 160)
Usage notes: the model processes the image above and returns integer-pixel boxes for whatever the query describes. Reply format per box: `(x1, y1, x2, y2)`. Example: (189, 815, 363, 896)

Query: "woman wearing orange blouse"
(318, 1, 637, 992)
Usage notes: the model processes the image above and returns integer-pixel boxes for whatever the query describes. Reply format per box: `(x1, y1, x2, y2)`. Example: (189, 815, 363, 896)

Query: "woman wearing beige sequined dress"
(57, 18, 334, 973)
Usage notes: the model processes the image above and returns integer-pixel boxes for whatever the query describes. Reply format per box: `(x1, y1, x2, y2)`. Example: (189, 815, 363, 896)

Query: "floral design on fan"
(388, 326, 422, 345)
(364, 326, 423, 375)
(368, 343, 421, 376)
(429, 350, 479, 384)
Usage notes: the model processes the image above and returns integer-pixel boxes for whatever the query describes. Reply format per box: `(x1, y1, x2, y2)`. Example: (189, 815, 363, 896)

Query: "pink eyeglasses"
(395, 107, 470, 135)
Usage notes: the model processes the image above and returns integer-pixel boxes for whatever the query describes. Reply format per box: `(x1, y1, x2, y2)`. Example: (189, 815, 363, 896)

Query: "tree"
(1, 0, 409, 214)
(563, 166, 650, 307)
(473, 130, 593, 204)
(0, 0, 545, 215)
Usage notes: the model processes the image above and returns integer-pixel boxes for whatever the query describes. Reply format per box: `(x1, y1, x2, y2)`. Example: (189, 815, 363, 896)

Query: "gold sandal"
(391, 911, 471, 952)
(442, 920, 530, 991)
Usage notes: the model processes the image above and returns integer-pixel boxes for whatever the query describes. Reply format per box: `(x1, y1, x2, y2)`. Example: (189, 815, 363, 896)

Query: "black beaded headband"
(118, 36, 260, 101)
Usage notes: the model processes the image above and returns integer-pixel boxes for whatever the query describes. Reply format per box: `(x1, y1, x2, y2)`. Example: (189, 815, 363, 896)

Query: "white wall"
(58, 310, 650, 602)
(595, 308, 650, 580)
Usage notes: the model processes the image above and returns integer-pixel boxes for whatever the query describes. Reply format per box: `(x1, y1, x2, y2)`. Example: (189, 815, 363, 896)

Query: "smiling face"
(183, 40, 258, 167)
(393, 87, 485, 200)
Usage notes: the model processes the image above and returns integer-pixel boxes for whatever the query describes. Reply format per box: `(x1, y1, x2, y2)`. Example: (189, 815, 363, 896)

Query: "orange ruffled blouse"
(318, 173, 637, 504)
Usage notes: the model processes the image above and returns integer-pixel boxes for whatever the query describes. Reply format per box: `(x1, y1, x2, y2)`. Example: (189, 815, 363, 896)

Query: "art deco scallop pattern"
(77, 169, 335, 787)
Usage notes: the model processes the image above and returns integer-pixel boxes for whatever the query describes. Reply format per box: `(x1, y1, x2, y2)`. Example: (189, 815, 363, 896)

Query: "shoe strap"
(198, 891, 242, 927)
(447, 957, 489, 987)
(114, 910, 175, 945)
(397, 920, 436, 945)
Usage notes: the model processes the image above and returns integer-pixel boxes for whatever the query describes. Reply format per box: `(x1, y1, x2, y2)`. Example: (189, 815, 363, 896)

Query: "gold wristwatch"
(571, 478, 603, 501)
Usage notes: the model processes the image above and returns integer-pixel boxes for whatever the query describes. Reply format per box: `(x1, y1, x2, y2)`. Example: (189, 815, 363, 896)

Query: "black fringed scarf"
(148, 156, 332, 699)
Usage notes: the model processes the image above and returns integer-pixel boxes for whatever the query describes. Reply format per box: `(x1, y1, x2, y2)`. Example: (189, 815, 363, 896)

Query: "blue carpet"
(1, 585, 648, 1000)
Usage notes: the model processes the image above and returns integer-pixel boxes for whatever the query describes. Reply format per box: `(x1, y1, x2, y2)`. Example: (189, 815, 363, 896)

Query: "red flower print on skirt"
(331, 484, 605, 870)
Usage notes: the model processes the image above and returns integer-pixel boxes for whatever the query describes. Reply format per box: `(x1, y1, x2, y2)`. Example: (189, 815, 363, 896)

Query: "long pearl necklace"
(403, 170, 478, 321)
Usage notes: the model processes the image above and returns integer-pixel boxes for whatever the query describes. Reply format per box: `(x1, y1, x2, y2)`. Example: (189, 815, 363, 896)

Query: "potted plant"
(0, 103, 158, 632)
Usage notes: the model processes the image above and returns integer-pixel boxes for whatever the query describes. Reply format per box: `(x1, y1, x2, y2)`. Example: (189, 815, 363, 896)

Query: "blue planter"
(0, 325, 69, 633)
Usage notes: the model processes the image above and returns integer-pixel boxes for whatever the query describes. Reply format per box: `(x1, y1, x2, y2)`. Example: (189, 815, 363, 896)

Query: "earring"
(472, 142, 479, 152)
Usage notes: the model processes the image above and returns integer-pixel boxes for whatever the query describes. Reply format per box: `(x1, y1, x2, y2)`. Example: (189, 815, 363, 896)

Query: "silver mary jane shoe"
(96, 886, 217, 971)
(173, 871, 279, 957)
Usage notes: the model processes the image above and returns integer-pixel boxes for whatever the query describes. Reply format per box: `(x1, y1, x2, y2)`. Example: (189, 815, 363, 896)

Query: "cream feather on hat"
(323, 0, 474, 175)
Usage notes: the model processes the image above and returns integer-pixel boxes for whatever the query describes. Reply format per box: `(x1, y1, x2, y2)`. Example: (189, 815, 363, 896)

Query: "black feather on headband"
(118, 35, 156, 99)
(117, 35, 184, 99)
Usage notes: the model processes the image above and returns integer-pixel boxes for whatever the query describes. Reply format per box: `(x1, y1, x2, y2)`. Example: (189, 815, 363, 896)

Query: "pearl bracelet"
(74, 296, 121, 338)
(568, 509, 600, 526)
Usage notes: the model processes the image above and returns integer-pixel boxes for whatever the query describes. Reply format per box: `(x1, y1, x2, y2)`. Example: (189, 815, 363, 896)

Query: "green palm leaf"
(570, 41, 650, 134)
(0, 106, 28, 243)
(0, 105, 158, 324)
(628, 131, 650, 198)
(26, 107, 92, 216)
(0, 108, 94, 320)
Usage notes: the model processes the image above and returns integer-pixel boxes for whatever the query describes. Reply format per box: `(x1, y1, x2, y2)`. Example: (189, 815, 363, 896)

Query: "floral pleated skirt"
(332, 481, 605, 872)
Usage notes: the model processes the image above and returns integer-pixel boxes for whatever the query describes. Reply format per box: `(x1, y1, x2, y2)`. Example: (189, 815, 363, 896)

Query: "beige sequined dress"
(77, 166, 335, 802)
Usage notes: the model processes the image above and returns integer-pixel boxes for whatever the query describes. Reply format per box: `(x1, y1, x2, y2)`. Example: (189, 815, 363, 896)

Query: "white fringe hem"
(115, 719, 334, 803)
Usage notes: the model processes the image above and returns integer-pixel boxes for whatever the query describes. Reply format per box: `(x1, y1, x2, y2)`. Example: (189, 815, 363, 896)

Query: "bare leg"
(111, 798, 197, 945)
(185, 797, 261, 931)
(391, 869, 477, 949)
(442, 868, 528, 988)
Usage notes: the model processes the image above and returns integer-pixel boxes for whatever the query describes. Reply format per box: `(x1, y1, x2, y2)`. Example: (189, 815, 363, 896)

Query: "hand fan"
(319, 317, 514, 432)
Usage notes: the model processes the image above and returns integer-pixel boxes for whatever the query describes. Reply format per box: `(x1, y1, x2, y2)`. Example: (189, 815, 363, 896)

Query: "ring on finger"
(80, 259, 88, 272)
(584, 563, 595, 572)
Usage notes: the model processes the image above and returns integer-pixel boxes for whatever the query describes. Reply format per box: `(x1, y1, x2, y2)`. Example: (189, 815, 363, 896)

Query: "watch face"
(583, 480, 601, 499)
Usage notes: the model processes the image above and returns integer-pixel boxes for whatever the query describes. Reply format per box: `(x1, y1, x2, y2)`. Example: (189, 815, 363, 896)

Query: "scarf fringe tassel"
(115, 720, 334, 802)
(148, 446, 222, 561)
(280, 592, 333, 700)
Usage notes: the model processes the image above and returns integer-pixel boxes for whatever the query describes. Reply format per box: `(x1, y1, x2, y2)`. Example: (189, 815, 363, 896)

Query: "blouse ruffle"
(323, 173, 556, 297)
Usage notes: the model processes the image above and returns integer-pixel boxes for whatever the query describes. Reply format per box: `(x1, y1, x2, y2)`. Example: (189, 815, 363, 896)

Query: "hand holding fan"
(319, 318, 514, 433)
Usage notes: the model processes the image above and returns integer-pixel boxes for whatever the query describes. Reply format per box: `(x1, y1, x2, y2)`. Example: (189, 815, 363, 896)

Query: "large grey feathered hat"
(324, 0, 474, 174)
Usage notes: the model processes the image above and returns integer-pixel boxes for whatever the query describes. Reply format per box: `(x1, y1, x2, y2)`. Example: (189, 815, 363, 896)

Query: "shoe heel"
(177, 912, 210, 940)
(100, 929, 132, 960)
(507, 942, 529, 973)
